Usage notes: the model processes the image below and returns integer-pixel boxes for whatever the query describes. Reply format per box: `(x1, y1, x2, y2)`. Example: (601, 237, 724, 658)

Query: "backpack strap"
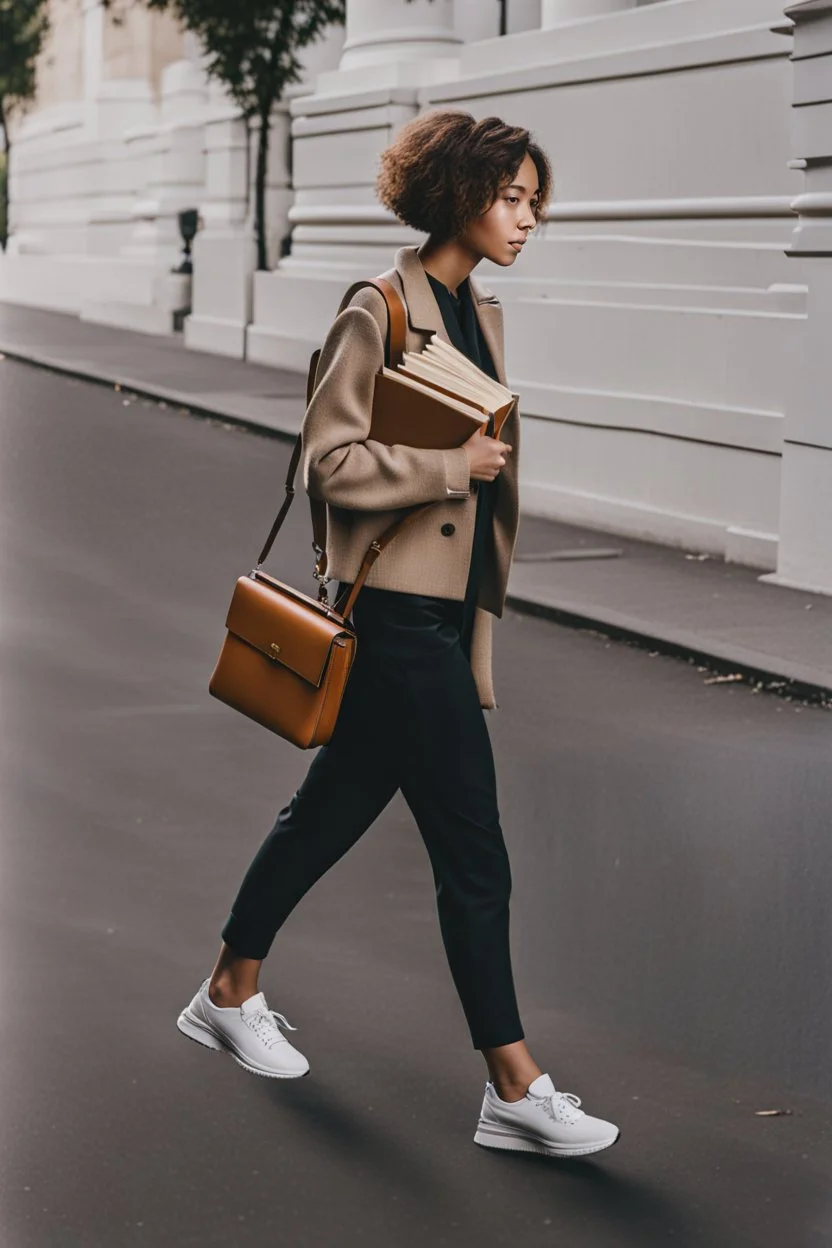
(254, 277, 444, 621)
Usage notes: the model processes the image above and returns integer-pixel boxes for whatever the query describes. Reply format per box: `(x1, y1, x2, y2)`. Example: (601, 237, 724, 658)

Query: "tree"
(142, 0, 346, 271)
(0, 0, 50, 251)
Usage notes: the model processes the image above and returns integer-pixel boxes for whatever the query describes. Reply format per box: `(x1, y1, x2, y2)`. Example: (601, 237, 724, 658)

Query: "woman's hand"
(463, 428, 513, 482)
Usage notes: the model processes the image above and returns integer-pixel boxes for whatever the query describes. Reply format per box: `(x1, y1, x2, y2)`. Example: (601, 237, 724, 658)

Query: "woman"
(178, 111, 620, 1159)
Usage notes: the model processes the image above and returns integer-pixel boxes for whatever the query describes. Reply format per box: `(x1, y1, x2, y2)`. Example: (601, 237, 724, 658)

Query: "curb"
(5, 337, 831, 706)
(0, 342, 301, 443)
(505, 592, 832, 705)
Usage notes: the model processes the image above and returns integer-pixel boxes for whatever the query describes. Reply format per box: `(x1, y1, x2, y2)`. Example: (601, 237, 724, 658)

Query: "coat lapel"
(394, 245, 507, 387)
(394, 246, 450, 345)
(469, 290, 506, 388)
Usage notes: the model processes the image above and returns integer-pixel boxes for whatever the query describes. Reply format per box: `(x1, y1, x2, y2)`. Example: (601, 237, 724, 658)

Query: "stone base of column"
(179, 101, 253, 358)
(247, 265, 395, 371)
(186, 104, 291, 358)
(185, 231, 257, 359)
(766, 262, 832, 595)
(81, 271, 191, 334)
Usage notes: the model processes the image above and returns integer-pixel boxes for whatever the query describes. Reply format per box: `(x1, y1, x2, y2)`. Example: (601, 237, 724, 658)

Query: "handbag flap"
(225, 574, 353, 688)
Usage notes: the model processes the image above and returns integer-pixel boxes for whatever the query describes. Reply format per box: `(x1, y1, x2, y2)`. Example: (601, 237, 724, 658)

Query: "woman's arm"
(302, 288, 471, 511)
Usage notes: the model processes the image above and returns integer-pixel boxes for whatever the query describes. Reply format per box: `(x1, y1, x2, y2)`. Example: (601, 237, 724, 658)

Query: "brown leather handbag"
(208, 277, 437, 749)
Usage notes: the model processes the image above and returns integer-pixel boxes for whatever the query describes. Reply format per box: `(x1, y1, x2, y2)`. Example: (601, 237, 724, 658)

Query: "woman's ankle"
(492, 1075, 538, 1103)
(207, 972, 258, 1008)
(208, 942, 262, 1003)
(208, 944, 262, 1007)
(482, 1039, 542, 1102)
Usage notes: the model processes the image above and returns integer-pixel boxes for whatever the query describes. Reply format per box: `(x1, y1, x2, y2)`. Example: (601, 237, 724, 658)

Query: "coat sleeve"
(301, 286, 471, 511)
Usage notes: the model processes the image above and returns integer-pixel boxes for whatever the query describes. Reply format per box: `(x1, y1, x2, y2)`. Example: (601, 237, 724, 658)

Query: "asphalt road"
(1, 360, 830, 1248)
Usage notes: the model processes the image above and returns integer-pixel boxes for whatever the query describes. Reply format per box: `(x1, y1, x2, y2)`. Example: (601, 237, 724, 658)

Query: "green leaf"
(0, 0, 50, 118)
(139, 0, 347, 117)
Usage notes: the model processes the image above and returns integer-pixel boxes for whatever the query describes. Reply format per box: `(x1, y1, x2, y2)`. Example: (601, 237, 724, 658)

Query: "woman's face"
(461, 152, 540, 267)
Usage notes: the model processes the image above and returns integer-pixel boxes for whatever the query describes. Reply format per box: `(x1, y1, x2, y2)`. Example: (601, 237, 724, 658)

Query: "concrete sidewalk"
(2, 301, 830, 701)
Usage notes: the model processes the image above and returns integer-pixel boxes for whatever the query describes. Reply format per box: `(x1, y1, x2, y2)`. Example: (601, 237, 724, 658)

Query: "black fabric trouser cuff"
(221, 912, 274, 962)
(471, 1027, 525, 1051)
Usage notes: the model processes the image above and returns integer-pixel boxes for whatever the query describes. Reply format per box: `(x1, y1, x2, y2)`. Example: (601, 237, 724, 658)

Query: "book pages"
(379, 368, 489, 424)
(412, 335, 514, 410)
(419, 344, 498, 396)
(397, 360, 494, 412)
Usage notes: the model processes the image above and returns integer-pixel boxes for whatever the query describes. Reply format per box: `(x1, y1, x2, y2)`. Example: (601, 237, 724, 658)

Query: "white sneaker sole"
(474, 1119, 620, 1158)
(177, 1007, 310, 1080)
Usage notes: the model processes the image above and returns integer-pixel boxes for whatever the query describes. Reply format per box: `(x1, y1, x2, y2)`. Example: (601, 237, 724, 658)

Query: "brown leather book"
(368, 334, 517, 449)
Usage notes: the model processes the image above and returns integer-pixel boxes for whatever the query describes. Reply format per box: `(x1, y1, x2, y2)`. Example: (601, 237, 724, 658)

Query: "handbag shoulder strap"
(337, 276, 406, 368)
(254, 276, 442, 620)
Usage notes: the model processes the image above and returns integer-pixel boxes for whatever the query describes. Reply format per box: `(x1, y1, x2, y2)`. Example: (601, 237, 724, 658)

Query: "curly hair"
(375, 110, 553, 242)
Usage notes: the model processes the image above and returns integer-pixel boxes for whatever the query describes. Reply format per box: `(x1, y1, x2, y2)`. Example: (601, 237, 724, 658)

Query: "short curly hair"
(376, 110, 553, 242)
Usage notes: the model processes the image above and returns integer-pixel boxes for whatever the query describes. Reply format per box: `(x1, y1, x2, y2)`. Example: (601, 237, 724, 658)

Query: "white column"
(79, 10, 208, 333)
(760, 0, 832, 595)
(454, 0, 542, 42)
(338, 0, 459, 69)
(159, 32, 209, 123)
(182, 80, 255, 358)
(314, 0, 460, 91)
(542, 0, 636, 25)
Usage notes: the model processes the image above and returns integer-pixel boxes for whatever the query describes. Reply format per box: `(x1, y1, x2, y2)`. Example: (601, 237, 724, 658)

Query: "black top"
(424, 271, 499, 654)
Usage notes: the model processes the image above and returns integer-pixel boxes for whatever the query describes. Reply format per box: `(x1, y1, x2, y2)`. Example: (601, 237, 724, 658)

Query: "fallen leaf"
(754, 1109, 793, 1117)
(704, 674, 744, 685)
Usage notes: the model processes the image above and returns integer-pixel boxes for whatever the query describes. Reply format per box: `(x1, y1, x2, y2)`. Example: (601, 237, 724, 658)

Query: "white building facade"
(3, 0, 831, 596)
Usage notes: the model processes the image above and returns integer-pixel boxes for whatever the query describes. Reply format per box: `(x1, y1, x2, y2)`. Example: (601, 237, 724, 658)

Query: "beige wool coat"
(301, 245, 521, 710)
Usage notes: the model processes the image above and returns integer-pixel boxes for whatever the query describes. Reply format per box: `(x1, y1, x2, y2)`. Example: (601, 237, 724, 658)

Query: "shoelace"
(244, 1007, 297, 1048)
(534, 1089, 584, 1126)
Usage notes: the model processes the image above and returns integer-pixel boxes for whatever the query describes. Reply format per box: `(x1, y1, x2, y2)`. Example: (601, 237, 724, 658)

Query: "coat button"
(440, 522, 456, 537)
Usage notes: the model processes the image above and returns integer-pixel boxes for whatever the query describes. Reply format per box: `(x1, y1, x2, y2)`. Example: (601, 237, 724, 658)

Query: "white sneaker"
(474, 1073, 620, 1158)
(177, 978, 310, 1079)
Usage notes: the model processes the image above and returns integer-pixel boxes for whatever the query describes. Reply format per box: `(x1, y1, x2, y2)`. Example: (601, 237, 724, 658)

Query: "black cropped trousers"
(221, 585, 524, 1051)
